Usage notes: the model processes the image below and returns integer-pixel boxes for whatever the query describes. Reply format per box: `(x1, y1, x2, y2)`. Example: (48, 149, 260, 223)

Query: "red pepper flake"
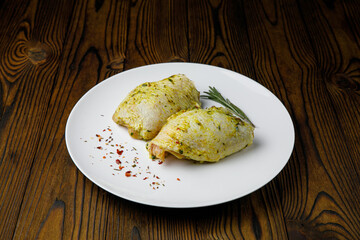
(132, 174, 137, 177)
(96, 134, 101, 137)
(156, 176, 160, 179)
(116, 159, 121, 165)
(117, 149, 124, 155)
(125, 171, 132, 177)
(103, 156, 106, 159)
(97, 146, 103, 150)
(143, 177, 148, 180)
(175, 140, 180, 144)
(158, 161, 163, 165)
(119, 166, 125, 170)
(177, 178, 181, 181)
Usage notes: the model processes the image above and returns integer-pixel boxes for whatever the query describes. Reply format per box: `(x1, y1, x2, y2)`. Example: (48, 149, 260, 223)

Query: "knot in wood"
(27, 46, 47, 64)
(332, 73, 359, 92)
(107, 58, 125, 70)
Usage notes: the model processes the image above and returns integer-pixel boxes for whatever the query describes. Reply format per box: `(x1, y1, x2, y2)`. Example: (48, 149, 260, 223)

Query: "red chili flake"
(132, 174, 137, 177)
(152, 182, 155, 185)
(117, 149, 124, 155)
(175, 140, 180, 144)
(119, 166, 125, 170)
(143, 177, 148, 180)
(156, 176, 160, 179)
(177, 178, 180, 181)
(103, 156, 106, 159)
(116, 159, 121, 165)
(96, 134, 101, 137)
(158, 161, 163, 165)
(125, 171, 132, 177)
(97, 146, 103, 150)
(176, 128, 180, 130)
(108, 128, 112, 131)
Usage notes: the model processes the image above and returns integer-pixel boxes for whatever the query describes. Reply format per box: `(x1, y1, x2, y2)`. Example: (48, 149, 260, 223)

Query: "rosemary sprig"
(201, 86, 255, 127)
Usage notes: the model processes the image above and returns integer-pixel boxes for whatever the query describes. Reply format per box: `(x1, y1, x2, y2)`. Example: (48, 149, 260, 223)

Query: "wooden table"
(1, 0, 359, 239)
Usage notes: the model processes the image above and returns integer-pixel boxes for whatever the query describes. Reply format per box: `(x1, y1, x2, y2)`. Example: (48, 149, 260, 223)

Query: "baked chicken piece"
(112, 74, 201, 140)
(147, 106, 254, 162)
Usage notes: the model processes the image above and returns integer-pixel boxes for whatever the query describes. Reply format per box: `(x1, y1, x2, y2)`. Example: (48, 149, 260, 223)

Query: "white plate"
(65, 63, 295, 208)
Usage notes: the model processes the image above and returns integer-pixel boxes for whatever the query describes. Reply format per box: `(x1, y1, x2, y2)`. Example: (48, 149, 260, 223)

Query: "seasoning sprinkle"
(84, 126, 172, 190)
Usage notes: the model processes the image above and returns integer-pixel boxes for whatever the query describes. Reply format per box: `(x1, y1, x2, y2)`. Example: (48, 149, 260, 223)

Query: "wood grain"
(6, 0, 130, 239)
(125, 0, 189, 68)
(0, 0, 359, 239)
(242, 0, 360, 239)
(0, 0, 76, 238)
(188, 0, 256, 76)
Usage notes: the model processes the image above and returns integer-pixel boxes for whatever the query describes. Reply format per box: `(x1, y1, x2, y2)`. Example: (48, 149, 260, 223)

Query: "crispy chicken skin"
(112, 74, 201, 140)
(147, 107, 254, 162)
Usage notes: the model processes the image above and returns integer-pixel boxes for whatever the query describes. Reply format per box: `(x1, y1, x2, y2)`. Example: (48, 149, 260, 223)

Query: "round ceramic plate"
(65, 63, 295, 208)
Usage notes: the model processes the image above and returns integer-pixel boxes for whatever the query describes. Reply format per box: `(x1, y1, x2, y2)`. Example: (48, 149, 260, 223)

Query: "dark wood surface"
(1, 0, 359, 239)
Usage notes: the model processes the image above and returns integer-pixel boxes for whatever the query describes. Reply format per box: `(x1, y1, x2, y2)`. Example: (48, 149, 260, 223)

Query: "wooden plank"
(11, 0, 130, 239)
(125, 0, 189, 69)
(242, 0, 360, 238)
(188, 0, 256, 77)
(293, 0, 360, 238)
(0, 0, 76, 238)
(0, 0, 31, 120)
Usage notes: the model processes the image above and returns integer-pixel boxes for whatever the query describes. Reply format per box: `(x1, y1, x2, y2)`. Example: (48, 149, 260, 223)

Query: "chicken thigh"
(147, 107, 254, 162)
(112, 74, 201, 140)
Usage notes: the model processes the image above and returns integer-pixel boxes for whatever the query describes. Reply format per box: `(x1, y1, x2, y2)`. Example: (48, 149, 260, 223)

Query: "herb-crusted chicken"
(112, 74, 201, 140)
(147, 106, 254, 162)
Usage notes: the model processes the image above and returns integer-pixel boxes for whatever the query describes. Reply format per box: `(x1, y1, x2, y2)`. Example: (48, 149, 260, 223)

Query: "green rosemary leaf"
(201, 86, 255, 127)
